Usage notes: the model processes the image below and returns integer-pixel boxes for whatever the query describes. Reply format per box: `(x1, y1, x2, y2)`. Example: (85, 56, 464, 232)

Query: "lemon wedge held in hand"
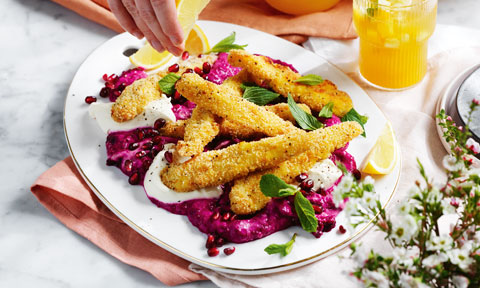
(176, 0, 211, 37)
(361, 121, 398, 175)
(129, 25, 210, 70)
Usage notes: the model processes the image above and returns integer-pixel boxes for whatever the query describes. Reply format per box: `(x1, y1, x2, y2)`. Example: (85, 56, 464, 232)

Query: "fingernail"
(151, 40, 163, 52)
(171, 35, 183, 46)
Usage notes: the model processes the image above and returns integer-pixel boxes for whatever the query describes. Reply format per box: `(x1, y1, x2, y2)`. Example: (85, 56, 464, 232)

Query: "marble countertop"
(1, 0, 479, 287)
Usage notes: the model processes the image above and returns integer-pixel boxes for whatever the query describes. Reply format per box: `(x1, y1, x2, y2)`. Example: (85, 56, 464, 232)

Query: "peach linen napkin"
(31, 157, 207, 286)
(48, 0, 357, 44)
(188, 25, 480, 287)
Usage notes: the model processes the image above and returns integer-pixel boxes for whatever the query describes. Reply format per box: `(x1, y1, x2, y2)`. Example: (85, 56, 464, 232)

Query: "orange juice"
(353, 0, 437, 89)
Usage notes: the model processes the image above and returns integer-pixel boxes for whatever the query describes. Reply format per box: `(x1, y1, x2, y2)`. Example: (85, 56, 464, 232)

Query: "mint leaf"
(264, 233, 297, 256)
(158, 73, 181, 95)
(341, 108, 368, 137)
(293, 74, 324, 85)
(240, 82, 257, 90)
(209, 32, 248, 53)
(318, 102, 334, 118)
(294, 192, 318, 233)
(287, 94, 323, 130)
(243, 86, 280, 106)
(260, 174, 297, 197)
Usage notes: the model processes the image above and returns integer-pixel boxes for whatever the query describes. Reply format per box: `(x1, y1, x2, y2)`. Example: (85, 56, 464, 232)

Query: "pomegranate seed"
(106, 159, 117, 166)
(183, 68, 194, 74)
(168, 63, 179, 73)
(174, 91, 182, 100)
(102, 74, 109, 81)
(152, 135, 163, 144)
(222, 212, 231, 221)
(338, 225, 346, 234)
(128, 172, 140, 185)
(194, 67, 203, 76)
(136, 150, 147, 158)
(154, 119, 166, 130)
(113, 90, 121, 97)
(202, 74, 210, 81)
(352, 169, 362, 180)
(317, 188, 326, 196)
(85, 96, 97, 104)
(137, 130, 145, 140)
(211, 211, 220, 220)
(300, 179, 314, 190)
(202, 62, 211, 74)
(224, 247, 235, 256)
(151, 146, 160, 156)
(99, 87, 110, 97)
(207, 247, 219, 257)
(117, 83, 126, 92)
(129, 142, 139, 150)
(164, 151, 173, 163)
(142, 159, 152, 170)
(156, 143, 165, 151)
(124, 160, 133, 173)
(142, 141, 153, 150)
(312, 204, 323, 214)
(181, 51, 189, 60)
(300, 189, 309, 195)
(106, 82, 114, 89)
(295, 173, 308, 182)
(206, 235, 216, 249)
(230, 214, 238, 221)
(215, 237, 225, 247)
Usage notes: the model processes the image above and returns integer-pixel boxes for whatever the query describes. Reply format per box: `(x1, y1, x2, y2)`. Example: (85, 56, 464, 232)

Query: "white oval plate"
(64, 21, 400, 275)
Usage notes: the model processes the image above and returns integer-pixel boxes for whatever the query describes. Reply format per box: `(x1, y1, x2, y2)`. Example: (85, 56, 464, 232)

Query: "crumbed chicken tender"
(228, 49, 353, 116)
(230, 121, 363, 215)
(160, 130, 311, 192)
(111, 73, 164, 122)
(265, 103, 311, 123)
(176, 107, 219, 157)
(175, 73, 298, 136)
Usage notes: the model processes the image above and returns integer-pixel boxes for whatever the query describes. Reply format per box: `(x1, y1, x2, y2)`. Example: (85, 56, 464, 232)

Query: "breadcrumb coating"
(111, 73, 163, 122)
(175, 73, 298, 137)
(160, 130, 310, 192)
(176, 107, 219, 157)
(228, 49, 353, 116)
(230, 121, 363, 215)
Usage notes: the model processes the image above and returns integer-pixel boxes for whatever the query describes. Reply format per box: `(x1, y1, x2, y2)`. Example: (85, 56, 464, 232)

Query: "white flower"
(332, 175, 354, 206)
(452, 275, 469, 288)
(391, 214, 418, 244)
(421, 252, 448, 267)
(426, 187, 442, 204)
(441, 198, 457, 214)
(332, 187, 344, 206)
(398, 273, 429, 288)
(363, 175, 375, 186)
(466, 138, 480, 154)
(467, 168, 480, 177)
(361, 191, 378, 209)
(392, 246, 419, 268)
(408, 185, 421, 198)
(447, 248, 473, 271)
(396, 201, 412, 215)
(443, 155, 465, 172)
(426, 234, 453, 251)
(363, 270, 389, 288)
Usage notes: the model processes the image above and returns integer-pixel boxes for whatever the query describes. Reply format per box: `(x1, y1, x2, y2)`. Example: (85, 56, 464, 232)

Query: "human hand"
(108, 0, 184, 56)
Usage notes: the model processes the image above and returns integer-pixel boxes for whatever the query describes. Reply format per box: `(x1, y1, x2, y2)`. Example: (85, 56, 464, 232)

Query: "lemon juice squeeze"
(353, 0, 437, 89)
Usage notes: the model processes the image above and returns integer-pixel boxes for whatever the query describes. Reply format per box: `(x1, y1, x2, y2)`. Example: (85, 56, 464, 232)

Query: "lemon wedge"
(129, 43, 174, 70)
(361, 121, 398, 175)
(185, 24, 210, 55)
(176, 0, 211, 37)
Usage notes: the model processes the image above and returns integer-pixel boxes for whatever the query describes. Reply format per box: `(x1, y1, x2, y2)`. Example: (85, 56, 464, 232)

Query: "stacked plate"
(436, 65, 480, 159)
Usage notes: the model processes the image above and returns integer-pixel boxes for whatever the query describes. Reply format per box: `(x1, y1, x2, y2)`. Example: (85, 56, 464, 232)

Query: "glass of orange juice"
(353, 0, 437, 89)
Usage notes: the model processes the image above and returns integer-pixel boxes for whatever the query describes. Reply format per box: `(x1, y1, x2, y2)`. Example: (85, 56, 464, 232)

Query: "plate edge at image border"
(63, 20, 401, 275)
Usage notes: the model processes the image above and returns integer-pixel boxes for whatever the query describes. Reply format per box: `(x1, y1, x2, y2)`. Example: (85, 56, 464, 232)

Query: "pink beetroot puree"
(103, 54, 355, 244)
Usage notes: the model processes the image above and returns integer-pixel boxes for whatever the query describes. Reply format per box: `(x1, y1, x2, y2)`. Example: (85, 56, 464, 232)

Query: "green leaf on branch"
(209, 32, 248, 53)
(294, 192, 318, 233)
(158, 73, 181, 95)
(293, 74, 324, 85)
(341, 108, 368, 137)
(260, 174, 297, 197)
(287, 94, 323, 130)
(264, 233, 297, 256)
